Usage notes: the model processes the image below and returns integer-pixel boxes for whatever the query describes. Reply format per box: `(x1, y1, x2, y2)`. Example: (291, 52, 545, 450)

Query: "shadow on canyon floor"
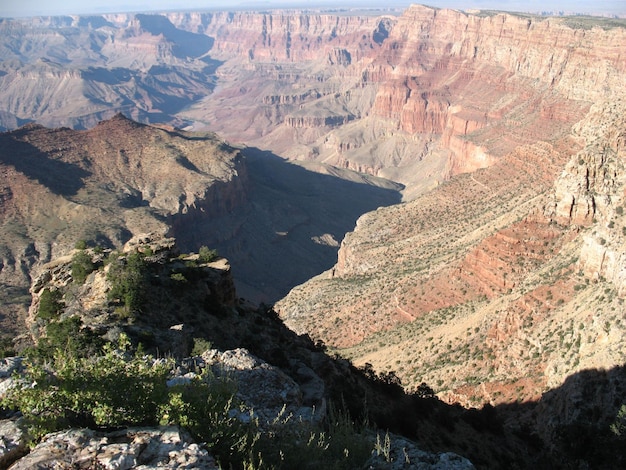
(177, 299, 626, 470)
(389, 362, 626, 469)
(282, 332, 626, 469)
(170, 147, 404, 303)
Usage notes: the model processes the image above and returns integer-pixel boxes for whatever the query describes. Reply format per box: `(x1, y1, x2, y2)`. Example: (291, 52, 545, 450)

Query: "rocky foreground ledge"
(0, 349, 474, 470)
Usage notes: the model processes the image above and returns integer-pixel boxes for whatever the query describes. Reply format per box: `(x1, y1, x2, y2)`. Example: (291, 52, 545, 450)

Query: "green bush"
(170, 272, 187, 283)
(160, 375, 249, 466)
(191, 337, 213, 356)
(29, 316, 104, 361)
(199, 246, 218, 263)
(71, 250, 95, 284)
(3, 335, 248, 463)
(0, 336, 15, 359)
(4, 333, 375, 469)
(74, 239, 87, 250)
(245, 403, 372, 470)
(107, 252, 149, 316)
(611, 405, 626, 437)
(3, 335, 170, 442)
(37, 288, 63, 321)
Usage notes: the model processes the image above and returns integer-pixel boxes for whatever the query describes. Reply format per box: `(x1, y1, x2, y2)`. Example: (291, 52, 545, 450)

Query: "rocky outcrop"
(0, 420, 27, 469)
(547, 99, 626, 297)
(262, 90, 322, 105)
(365, 433, 475, 470)
(5, 426, 217, 470)
(550, 99, 626, 226)
(26, 234, 238, 356)
(0, 358, 27, 468)
(0, 116, 247, 338)
(196, 348, 325, 424)
(285, 114, 353, 129)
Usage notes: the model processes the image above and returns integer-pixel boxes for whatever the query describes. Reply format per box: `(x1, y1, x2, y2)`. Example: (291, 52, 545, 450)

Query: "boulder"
(0, 420, 28, 469)
(6, 426, 217, 470)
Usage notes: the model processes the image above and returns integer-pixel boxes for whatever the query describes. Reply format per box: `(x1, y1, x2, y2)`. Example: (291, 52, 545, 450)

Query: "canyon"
(1, 3, 626, 467)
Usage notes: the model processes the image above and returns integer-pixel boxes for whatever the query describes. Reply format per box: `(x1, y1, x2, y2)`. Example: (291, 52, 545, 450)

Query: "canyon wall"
(362, 5, 626, 178)
(274, 7, 626, 416)
(3, 6, 625, 194)
(175, 5, 626, 193)
(198, 12, 392, 63)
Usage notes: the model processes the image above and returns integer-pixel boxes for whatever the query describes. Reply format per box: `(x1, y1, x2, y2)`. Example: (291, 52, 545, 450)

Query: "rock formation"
(5, 427, 217, 470)
(0, 115, 245, 338)
(276, 81, 626, 424)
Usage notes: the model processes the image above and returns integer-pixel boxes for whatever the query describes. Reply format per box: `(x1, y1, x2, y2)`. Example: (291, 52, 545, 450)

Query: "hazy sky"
(0, 0, 624, 18)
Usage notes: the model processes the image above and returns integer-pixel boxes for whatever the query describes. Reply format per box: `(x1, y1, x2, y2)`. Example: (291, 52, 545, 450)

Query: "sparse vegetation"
(0, 336, 16, 358)
(3, 334, 376, 469)
(28, 316, 104, 361)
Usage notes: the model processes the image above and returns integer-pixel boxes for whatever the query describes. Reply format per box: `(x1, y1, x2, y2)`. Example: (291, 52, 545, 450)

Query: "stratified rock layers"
(275, 8, 626, 411)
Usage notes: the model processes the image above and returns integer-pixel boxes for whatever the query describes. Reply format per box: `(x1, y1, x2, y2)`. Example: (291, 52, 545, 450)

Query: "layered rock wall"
(197, 12, 391, 63)
(365, 5, 626, 176)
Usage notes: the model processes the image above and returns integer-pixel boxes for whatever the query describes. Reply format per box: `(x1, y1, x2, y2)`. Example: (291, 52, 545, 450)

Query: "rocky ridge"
(0, 115, 246, 337)
(0, 112, 402, 348)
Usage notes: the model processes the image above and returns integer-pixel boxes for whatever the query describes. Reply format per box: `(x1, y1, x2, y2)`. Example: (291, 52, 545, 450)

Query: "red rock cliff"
(198, 12, 392, 63)
(366, 5, 626, 176)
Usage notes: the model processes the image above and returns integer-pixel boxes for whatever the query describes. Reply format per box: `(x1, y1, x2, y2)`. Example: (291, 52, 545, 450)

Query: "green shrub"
(170, 272, 187, 283)
(5, 334, 375, 469)
(107, 252, 148, 316)
(191, 337, 213, 356)
(160, 375, 248, 466)
(37, 288, 63, 321)
(199, 246, 218, 263)
(611, 405, 626, 437)
(74, 239, 87, 250)
(3, 335, 171, 442)
(29, 316, 104, 361)
(233, 401, 372, 470)
(71, 250, 95, 284)
(0, 336, 15, 359)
